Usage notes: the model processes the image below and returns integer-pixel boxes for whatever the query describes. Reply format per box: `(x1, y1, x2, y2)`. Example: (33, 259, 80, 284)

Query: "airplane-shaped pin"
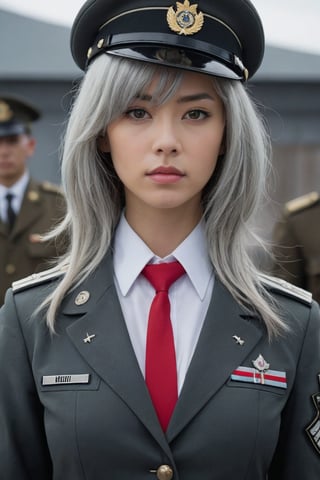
(232, 335, 245, 346)
(83, 333, 96, 344)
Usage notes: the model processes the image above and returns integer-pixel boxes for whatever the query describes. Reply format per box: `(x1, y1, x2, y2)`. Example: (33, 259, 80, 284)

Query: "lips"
(146, 166, 185, 184)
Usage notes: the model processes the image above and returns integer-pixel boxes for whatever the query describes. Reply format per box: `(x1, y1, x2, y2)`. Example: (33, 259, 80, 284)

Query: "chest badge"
(231, 354, 287, 390)
(252, 354, 270, 385)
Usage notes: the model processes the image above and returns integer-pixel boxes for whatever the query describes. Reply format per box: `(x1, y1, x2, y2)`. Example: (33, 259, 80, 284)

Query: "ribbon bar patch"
(231, 366, 287, 389)
(42, 374, 90, 385)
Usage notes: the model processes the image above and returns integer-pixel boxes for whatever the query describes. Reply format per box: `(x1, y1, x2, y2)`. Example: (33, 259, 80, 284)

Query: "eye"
(125, 108, 150, 120)
(184, 109, 209, 120)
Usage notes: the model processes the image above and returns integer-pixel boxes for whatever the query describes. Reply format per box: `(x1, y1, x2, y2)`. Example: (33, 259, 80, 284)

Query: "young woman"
(0, 1, 319, 478)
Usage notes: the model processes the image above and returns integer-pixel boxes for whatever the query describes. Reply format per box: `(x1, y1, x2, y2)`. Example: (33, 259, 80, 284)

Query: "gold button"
(28, 190, 40, 202)
(6, 264, 16, 275)
(156, 465, 173, 480)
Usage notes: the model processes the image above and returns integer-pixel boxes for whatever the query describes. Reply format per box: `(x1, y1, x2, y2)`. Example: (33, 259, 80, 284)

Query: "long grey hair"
(43, 54, 285, 337)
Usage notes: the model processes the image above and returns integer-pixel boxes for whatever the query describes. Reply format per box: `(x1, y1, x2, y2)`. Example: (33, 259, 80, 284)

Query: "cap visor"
(102, 46, 242, 80)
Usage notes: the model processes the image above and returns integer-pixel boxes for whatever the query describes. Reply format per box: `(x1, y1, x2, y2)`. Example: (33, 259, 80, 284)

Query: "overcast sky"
(0, 0, 319, 54)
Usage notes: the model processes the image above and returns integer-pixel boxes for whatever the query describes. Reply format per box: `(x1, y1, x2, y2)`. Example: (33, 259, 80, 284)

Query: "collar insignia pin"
(83, 333, 96, 344)
(252, 354, 270, 385)
(233, 335, 245, 346)
(167, 0, 204, 36)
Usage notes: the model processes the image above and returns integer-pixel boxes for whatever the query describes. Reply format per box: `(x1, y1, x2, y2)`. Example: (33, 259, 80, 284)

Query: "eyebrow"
(136, 93, 216, 103)
(177, 93, 216, 103)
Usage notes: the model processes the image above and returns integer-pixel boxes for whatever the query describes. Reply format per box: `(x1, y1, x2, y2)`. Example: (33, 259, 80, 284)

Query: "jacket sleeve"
(269, 301, 320, 478)
(0, 289, 52, 479)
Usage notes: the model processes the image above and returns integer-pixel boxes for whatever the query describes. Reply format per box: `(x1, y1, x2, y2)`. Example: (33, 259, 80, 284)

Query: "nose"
(151, 118, 181, 157)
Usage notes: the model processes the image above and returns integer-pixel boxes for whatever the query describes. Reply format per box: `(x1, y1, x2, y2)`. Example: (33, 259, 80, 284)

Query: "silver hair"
(42, 54, 285, 337)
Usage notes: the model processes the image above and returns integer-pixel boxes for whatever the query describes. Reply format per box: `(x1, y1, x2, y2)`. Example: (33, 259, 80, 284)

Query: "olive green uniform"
(0, 178, 66, 304)
(272, 192, 320, 303)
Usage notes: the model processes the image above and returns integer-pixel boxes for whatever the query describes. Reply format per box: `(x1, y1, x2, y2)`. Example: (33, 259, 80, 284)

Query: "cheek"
(111, 154, 134, 186)
(196, 136, 222, 170)
(12, 149, 26, 164)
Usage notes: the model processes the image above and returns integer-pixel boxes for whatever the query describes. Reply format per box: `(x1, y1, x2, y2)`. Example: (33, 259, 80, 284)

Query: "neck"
(125, 204, 203, 258)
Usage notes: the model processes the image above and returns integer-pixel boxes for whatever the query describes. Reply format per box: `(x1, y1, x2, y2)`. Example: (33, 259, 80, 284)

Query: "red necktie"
(142, 261, 185, 431)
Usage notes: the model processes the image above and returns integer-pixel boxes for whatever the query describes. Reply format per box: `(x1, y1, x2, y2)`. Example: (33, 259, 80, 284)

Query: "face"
(100, 71, 225, 220)
(0, 134, 35, 187)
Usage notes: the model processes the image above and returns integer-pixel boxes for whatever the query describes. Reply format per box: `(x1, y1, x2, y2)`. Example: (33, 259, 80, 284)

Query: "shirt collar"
(113, 213, 213, 300)
(0, 170, 29, 200)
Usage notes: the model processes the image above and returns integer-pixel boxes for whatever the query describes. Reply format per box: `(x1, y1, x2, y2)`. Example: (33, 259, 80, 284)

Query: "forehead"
(0, 134, 28, 144)
(141, 69, 218, 100)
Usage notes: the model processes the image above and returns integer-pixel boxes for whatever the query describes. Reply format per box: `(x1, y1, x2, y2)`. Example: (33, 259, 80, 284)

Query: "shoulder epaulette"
(12, 264, 68, 294)
(285, 191, 320, 215)
(40, 181, 64, 196)
(259, 273, 312, 305)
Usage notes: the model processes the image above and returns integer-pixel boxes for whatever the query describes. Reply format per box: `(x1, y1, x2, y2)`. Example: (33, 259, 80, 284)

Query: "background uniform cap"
(0, 96, 41, 138)
(71, 0, 265, 80)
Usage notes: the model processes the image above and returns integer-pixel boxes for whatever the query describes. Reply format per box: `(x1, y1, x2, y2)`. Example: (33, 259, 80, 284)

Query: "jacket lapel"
(11, 180, 43, 238)
(0, 219, 8, 237)
(63, 253, 263, 452)
(167, 278, 263, 441)
(64, 253, 173, 458)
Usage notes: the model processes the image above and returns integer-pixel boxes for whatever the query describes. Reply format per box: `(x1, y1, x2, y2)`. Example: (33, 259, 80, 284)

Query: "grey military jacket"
(0, 253, 319, 479)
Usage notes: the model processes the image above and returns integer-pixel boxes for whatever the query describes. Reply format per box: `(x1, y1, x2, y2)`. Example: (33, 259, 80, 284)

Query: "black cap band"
(71, 0, 264, 80)
(87, 31, 247, 79)
(0, 122, 26, 138)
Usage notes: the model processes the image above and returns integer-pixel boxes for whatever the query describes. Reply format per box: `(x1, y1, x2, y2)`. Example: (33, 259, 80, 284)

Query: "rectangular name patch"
(231, 366, 287, 389)
(42, 374, 90, 386)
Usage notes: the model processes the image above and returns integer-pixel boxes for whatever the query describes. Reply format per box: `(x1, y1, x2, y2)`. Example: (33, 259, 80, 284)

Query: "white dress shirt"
(113, 213, 214, 394)
(0, 171, 29, 223)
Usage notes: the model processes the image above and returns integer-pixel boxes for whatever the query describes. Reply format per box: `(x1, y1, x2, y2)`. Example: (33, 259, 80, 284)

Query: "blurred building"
(0, 9, 81, 185)
(1, 8, 320, 249)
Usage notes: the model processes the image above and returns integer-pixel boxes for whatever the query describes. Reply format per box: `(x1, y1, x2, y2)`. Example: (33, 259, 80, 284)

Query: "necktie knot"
(142, 261, 185, 293)
(6, 192, 14, 202)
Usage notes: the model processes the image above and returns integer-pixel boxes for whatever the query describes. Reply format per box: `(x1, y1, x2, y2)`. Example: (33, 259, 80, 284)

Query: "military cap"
(0, 96, 41, 138)
(71, 0, 264, 80)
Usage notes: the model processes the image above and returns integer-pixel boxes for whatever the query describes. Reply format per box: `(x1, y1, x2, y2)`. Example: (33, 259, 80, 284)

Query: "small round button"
(156, 464, 173, 480)
(5, 264, 16, 275)
(75, 290, 91, 306)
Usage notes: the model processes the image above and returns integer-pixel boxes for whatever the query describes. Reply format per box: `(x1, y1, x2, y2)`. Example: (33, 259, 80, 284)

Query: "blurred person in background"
(272, 191, 320, 303)
(0, 95, 66, 304)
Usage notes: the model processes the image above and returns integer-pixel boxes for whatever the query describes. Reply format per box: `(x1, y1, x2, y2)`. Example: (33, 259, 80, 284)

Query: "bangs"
(86, 55, 185, 123)
(135, 63, 184, 106)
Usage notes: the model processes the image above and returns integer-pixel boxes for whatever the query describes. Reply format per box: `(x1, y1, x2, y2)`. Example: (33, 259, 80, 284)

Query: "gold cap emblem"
(0, 101, 14, 122)
(167, 1, 204, 36)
